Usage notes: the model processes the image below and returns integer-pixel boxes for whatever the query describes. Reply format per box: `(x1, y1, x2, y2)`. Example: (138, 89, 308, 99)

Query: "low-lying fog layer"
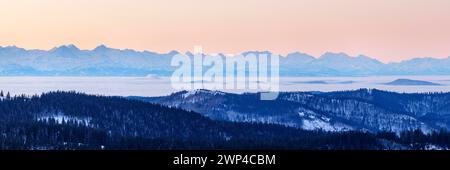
(1, 76, 450, 97)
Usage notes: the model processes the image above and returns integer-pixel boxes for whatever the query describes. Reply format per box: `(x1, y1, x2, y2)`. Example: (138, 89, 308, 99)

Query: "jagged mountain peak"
(50, 44, 81, 53)
(241, 51, 273, 56)
(321, 52, 350, 57)
(93, 44, 111, 51)
(166, 50, 180, 56)
(0, 45, 26, 52)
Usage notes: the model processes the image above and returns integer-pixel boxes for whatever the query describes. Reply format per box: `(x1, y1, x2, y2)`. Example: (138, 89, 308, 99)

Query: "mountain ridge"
(134, 88, 450, 133)
(1, 44, 450, 76)
(0, 89, 448, 150)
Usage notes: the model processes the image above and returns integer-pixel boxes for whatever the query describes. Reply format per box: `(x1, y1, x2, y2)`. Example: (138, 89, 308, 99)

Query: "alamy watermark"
(171, 46, 280, 100)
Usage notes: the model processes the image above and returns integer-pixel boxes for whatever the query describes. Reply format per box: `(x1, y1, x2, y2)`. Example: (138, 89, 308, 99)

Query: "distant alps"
(0, 44, 450, 76)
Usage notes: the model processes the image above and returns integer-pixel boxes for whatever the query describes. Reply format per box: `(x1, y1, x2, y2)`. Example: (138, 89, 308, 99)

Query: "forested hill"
(141, 89, 450, 133)
(0, 91, 382, 150)
(0, 91, 449, 150)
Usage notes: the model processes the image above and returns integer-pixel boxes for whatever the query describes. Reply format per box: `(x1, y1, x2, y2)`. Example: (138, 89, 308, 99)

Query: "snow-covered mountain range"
(1, 44, 450, 76)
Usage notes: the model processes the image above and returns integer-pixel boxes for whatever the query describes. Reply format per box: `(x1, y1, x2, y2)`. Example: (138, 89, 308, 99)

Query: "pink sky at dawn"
(1, 0, 450, 62)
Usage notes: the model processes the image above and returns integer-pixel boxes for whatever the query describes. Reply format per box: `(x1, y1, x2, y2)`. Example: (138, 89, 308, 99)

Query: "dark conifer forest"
(0, 90, 449, 150)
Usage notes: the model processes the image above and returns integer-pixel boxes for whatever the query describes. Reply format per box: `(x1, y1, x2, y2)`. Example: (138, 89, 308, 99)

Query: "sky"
(0, 0, 450, 62)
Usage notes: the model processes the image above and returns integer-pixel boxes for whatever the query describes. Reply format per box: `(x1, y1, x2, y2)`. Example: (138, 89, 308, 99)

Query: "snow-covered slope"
(136, 89, 450, 133)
